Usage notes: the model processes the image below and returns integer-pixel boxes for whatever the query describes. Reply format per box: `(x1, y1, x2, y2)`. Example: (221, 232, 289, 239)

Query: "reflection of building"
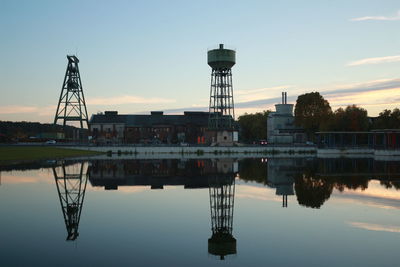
(267, 158, 306, 207)
(267, 92, 305, 144)
(315, 158, 400, 179)
(89, 111, 210, 144)
(88, 158, 239, 260)
(208, 160, 237, 260)
(89, 159, 221, 190)
(53, 162, 88, 241)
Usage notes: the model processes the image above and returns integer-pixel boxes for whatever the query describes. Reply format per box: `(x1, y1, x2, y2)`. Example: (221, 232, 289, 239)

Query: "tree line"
(295, 92, 400, 138)
(238, 91, 400, 143)
(0, 121, 81, 142)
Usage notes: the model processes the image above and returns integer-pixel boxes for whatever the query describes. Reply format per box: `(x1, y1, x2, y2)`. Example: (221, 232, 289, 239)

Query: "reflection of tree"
(295, 174, 333, 209)
(237, 157, 400, 209)
(380, 180, 400, 190)
(238, 159, 267, 184)
(53, 162, 88, 241)
(332, 176, 369, 192)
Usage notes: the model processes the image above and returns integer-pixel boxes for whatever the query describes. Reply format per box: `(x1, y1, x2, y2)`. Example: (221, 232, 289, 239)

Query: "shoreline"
(2, 145, 400, 163)
(0, 146, 102, 163)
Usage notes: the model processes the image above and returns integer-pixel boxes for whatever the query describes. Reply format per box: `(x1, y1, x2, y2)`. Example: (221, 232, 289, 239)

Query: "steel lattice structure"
(207, 44, 236, 130)
(54, 55, 89, 129)
(53, 162, 88, 241)
(209, 69, 235, 129)
(208, 174, 236, 260)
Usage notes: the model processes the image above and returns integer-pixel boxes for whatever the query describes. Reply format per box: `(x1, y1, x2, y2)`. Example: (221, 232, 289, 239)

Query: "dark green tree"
(372, 108, 400, 129)
(294, 92, 332, 138)
(237, 110, 271, 143)
(328, 105, 369, 131)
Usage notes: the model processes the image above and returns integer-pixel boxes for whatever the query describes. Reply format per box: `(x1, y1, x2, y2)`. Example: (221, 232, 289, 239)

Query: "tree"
(237, 110, 271, 143)
(328, 105, 369, 131)
(294, 92, 332, 137)
(372, 108, 400, 129)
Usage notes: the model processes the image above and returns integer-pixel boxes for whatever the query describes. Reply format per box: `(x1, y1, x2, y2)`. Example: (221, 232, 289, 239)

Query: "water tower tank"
(208, 44, 236, 69)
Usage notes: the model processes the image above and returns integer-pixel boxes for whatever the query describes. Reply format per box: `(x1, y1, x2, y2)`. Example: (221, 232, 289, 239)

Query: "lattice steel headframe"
(54, 55, 89, 128)
(208, 44, 236, 130)
(208, 172, 236, 260)
(53, 162, 88, 241)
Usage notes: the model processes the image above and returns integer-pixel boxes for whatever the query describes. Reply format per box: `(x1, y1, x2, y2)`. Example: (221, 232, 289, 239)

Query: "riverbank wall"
(61, 145, 400, 159)
(65, 145, 316, 155)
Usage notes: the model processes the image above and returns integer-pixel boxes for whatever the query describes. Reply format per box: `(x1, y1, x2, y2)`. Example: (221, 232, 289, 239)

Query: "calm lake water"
(0, 157, 399, 267)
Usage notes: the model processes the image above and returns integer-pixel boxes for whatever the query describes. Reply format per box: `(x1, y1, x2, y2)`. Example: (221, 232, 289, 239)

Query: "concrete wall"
(65, 145, 316, 155)
(318, 148, 400, 156)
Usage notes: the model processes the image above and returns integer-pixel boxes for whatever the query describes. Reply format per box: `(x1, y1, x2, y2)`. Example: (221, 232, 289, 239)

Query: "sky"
(0, 0, 399, 123)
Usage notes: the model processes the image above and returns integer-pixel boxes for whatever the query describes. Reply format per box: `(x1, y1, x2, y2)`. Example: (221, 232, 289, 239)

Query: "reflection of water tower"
(208, 160, 237, 260)
(53, 162, 88, 241)
(54, 55, 89, 129)
(208, 44, 236, 143)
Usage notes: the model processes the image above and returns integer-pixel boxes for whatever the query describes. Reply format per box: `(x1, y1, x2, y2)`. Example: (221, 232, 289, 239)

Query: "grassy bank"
(0, 146, 101, 162)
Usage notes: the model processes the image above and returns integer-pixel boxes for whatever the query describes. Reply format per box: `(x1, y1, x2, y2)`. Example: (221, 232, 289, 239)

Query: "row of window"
(127, 127, 171, 132)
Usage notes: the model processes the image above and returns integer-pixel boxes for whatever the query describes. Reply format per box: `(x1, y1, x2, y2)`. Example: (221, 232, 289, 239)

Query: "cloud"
(0, 105, 39, 115)
(320, 79, 400, 114)
(348, 55, 400, 66)
(236, 85, 292, 102)
(236, 185, 281, 202)
(348, 222, 400, 233)
(323, 78, 400, 95)
(0, 105, 56, 116)
(351, 10, 400, 21)
(87, 95, 175, 105)
(160, 78, 400, 116)
(1, 78, 399, 121)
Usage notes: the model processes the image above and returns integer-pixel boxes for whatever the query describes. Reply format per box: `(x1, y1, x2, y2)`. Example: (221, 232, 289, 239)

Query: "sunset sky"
(0, 0, 399, 123)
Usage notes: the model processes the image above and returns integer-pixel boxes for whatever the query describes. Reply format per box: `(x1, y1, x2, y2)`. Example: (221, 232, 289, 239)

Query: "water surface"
(0, 157, 399, 266)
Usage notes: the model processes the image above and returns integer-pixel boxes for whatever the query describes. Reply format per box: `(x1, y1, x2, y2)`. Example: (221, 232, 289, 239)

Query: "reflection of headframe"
(53, 162, 88, 241)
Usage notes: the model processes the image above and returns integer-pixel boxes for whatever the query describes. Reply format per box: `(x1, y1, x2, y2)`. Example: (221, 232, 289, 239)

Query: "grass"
(0, 146, 102, 162)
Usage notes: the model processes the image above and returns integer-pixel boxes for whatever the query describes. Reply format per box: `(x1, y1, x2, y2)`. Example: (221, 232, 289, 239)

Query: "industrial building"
(89, 111, 211, 144)
(267, 92, 305, 144)
(316, 130, 400, 149)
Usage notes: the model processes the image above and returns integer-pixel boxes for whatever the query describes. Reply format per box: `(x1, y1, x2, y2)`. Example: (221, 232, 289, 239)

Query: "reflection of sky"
(348, 221, 400, 234)
(331, 180, 400, 210)
(0, 164, 400, 266)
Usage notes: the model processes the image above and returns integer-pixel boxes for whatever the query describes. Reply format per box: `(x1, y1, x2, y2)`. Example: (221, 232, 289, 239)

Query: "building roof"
(316, 130, 400, 134)
(90, 111, 210, 127)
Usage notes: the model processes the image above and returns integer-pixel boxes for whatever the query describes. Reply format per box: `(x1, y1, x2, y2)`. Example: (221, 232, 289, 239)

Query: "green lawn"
(0, 146, 101, 162)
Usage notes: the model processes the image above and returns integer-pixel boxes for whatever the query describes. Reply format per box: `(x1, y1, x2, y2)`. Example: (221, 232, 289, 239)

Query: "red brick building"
(89, 111, 210, 144)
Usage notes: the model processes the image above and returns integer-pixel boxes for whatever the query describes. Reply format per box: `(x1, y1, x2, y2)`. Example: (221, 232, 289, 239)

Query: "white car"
(45, 140, 56, 145)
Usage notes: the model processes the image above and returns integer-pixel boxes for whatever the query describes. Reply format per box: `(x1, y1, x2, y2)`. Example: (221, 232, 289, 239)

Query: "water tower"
(54, 55, 89, 129)
(208, 44, 236, 130)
